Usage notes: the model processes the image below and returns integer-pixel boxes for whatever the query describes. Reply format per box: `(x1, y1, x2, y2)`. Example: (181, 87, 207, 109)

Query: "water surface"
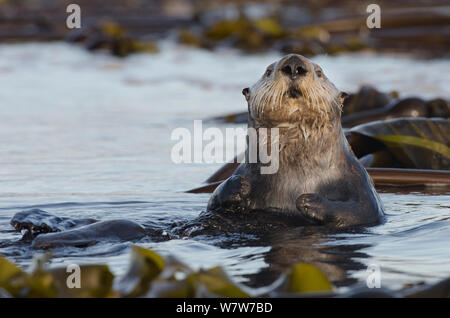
(0, 42, 449, 292)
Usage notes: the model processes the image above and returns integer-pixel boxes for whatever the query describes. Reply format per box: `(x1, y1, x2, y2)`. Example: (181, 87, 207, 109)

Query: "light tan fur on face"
(248, 54, 343, 130)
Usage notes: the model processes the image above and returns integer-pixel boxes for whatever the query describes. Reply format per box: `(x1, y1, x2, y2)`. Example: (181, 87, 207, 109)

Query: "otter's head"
(243, 54, 346, 127)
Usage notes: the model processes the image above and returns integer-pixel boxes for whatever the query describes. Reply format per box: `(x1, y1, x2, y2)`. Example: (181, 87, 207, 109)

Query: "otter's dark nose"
(280, 56, 307, 79)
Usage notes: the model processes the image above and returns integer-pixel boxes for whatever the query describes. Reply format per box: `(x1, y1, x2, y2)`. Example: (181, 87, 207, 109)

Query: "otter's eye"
(265, 68, 272, 77)
(316, 70, 322, 78)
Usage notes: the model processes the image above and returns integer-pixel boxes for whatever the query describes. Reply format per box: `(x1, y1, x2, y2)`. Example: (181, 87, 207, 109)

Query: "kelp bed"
(1, 0, 449, 58)
(1, 246, 449, 298)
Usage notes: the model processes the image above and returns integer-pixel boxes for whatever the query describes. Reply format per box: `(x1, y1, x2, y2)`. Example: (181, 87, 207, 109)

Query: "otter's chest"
(250, 161, 347, 212)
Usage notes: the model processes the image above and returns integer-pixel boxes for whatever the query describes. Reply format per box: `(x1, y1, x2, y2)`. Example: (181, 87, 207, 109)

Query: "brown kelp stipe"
(187, 168, 450, 193)
(368, 168, 450, 187)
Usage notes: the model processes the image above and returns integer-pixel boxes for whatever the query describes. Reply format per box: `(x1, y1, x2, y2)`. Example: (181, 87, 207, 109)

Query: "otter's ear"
(339, 92, 349, 103)
(242, 87, 250, 101)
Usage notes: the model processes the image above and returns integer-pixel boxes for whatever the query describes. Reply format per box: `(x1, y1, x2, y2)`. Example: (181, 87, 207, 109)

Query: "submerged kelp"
(1, 246, 448, 298)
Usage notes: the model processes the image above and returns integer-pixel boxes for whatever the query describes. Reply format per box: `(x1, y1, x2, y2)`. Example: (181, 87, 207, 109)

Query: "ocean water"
(0, 42, 448, 292)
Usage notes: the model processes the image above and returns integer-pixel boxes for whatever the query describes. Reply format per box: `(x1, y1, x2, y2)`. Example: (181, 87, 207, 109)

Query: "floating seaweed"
(0, 246, 331, 298)
(349, 118, 450, 170)
(1, 246, 448, 298)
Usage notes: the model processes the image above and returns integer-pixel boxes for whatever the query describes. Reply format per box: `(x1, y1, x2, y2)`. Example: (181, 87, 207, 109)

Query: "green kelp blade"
(147, 279, 195, 298)
(0, 255, 59, 298)
(47, 265, 114, 298)
(350, 118, 450, 170)
(285, 263, 333, 294)
(118, 245, 165, 297)
(254, 18, 285, 37)
(0, 256, 29, 297)
(190, 267, 250, 298)
(146, 255, 196, 298)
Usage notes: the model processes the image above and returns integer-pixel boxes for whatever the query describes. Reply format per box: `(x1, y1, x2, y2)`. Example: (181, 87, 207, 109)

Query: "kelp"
(0, 254, 114, 297)
(177, 13, 371, 55)
(2, 247, 448, 298)
(67, 21, 159, 58)
(0, 247, 333, 298)
(3, 1, 449, 57)
(342, 85, 395, 115)
(119, 245, 165, 297)
(349, 118, 450, 170)
(282, 263, 333, 294)
(180, 14, 286, 52)
(187, 168, 450, 193)
(175, 6, 447, 56)
(342, 97, 449, 128)
(177, 10, 375, 55)
(367, 168, 450, 187)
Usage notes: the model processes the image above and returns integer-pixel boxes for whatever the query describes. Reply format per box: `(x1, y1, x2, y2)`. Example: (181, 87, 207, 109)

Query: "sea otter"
(207, 54, 384, 228)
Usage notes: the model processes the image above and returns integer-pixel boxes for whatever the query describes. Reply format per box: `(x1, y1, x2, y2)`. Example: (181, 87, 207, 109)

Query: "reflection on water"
(239, 227, 371, 288)
(0, 42, 448, 292)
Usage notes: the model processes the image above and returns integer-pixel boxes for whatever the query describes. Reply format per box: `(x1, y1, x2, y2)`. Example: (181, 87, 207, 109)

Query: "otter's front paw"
(234, 175, 251, 198)
(222, 175, 251, 209)
(296, 193, 330, 224)
(207, 175, 251, 211)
